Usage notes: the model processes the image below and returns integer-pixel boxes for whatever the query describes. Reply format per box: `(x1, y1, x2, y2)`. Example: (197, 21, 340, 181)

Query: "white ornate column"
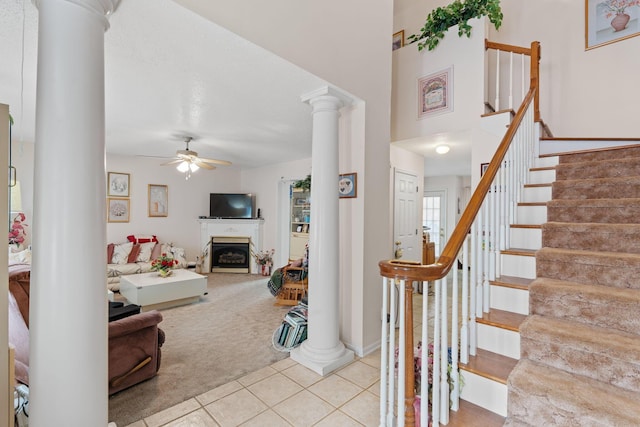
(290, 86, 354, 375)
(30, 0, 119, 426)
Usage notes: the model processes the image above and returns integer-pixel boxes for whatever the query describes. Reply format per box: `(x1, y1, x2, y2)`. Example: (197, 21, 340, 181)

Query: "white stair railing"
(379, 39, 541, 427)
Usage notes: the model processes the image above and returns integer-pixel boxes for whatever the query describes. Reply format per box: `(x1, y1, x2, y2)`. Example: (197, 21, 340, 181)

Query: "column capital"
(33, 0, 120, 30)
(301, 85, 354, 109)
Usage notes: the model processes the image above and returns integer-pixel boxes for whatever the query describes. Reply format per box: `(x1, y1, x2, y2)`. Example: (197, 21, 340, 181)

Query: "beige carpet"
(108, 272, 290, 426)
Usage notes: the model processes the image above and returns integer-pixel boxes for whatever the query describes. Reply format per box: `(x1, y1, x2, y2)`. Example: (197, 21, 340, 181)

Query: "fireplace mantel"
(198, 218, 264, 274)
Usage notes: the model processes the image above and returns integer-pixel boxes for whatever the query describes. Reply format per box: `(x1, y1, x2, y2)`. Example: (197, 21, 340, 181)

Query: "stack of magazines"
(273, 301, 308, 350)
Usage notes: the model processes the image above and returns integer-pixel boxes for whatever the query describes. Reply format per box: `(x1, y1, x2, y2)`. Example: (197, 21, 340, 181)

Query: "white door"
(423, 190, 447, 256)
(393, 170, 420, 261)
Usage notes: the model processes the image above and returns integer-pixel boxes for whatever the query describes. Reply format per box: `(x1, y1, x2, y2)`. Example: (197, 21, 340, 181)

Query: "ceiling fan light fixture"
(177, 161, 189, 172)
(189, 163, 199, 172)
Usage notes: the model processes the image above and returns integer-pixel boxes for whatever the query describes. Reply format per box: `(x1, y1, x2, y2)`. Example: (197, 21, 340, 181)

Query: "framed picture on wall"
(338, 172, 357, 198)
(418, 66, 453, 119)
(148, 184, 168, 217)
(108, 172, 130, 197)
(586, 0, 640, 50)
(393, 30, 405, 51)
(107, 198, 130, 223)
(481, 163, 489, 176)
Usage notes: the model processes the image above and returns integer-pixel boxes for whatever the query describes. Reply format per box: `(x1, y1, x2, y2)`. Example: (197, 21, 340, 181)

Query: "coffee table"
(119, 269, 207, 311)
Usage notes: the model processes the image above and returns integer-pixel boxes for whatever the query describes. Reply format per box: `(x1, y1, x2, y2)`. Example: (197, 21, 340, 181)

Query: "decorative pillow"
(107, 243, 115, 264)
(136, 242, 156, 263)
(127, 244, 141, 263)
(111, 242, 133, 265)
(127, 234, 158, 244)
(169, 246, 188, 268)
(150, 242, 162, 261)
(9, 249, 32, 265)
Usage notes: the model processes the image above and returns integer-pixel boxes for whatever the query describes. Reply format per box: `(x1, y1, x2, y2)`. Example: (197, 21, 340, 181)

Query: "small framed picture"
(302, 224, 309, 233)
(296, 224, 303, 232)
(148, 184, 168, 217)
(481, 163, 489, 176)
(107, 198, 130, 223)
(339, 172, 357, 198)
(418, 66, 454, 119)
(295, 197, 307, 205)
(108, 172, 130, 197)
(585, 0, 640, 50)
(393, 30, 405, 51)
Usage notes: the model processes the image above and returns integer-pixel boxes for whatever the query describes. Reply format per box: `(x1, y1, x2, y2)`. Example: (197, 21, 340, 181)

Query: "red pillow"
(107, 243, 115, 264)
(127, 244, 141, 263)
(126, 234, 158, 244)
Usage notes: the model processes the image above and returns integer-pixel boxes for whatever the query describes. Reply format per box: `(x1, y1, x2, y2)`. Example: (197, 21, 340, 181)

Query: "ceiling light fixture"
(435, 144, 450, 154)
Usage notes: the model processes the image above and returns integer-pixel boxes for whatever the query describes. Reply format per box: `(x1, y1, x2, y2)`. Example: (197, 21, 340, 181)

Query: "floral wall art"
(586, 0, 640, 49)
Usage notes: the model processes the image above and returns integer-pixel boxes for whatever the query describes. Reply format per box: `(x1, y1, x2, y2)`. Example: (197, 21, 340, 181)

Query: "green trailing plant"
(407, 0, 503, 51)
(293, 174, 311, 191)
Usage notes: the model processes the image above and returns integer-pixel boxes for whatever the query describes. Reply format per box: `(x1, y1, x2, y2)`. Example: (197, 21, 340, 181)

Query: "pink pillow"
(150, 242, 161, 261)
(107, 243, 115, 264)
(127, 244, 141, 263)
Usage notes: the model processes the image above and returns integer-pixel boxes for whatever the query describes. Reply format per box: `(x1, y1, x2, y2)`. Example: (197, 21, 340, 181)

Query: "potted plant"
(150, 252, 178, 277)
(407, 0, 503, 51)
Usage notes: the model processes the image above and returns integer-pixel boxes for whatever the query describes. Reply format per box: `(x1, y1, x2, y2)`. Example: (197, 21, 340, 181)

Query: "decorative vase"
(261, 264, 271, 276)
(611, 13, 630, 32)
(158, 269, 173, 278)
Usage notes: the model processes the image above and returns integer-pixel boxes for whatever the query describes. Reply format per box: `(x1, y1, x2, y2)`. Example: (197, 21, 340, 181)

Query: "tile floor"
(123, 351, 382, 427)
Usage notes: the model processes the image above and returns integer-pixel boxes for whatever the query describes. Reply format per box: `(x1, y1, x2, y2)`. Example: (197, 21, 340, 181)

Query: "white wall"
(105, 154, 243, 260)
(424, 175, 463, 245)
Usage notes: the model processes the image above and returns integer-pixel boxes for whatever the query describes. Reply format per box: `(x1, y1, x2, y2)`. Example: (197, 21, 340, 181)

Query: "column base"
(290, 340, 355, 376)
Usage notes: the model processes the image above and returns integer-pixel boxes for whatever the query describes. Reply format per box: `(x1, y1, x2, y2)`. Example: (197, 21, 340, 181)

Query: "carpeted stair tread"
(536, 247, 640, 289)
(558, 144, 640, 163)
(552, 175, 640, 199)
(529, 277, 640, 335)
(547, 198, 640, 223)
(507, 359, 640, 426)
(542, 222, 640, 254)
(556, 156, 640, 180)
(520, 315, 640, 392)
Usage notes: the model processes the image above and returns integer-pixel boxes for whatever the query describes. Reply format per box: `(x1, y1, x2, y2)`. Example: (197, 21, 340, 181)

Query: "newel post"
(530, 41, 541, 122)
(404, 280, 416, 427)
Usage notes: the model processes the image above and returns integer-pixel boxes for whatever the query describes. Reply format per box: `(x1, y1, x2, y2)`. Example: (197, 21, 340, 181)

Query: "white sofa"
(107, 240, 188, 291)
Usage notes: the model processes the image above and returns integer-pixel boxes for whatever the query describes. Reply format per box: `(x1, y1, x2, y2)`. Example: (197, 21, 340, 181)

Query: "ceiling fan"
(162, 137, 232, 179)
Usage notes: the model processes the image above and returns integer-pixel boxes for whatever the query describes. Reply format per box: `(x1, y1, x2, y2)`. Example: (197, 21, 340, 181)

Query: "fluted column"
(30, 0, 118, 425)
(290, 86, 354, 375)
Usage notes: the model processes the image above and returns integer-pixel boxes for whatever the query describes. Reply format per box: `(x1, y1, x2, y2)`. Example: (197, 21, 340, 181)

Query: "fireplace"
(210, 236, 251, 273)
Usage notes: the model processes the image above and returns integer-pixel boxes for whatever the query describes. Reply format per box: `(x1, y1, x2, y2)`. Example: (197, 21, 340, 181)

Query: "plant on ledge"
(8, 212, 27, 248)
(293, 174, 311, 191)
(151, 253, 178, 277)
(407, 0, 503, 51)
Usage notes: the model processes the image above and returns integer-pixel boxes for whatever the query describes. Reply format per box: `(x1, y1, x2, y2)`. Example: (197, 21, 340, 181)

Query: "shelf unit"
(290, 188, 310, 260)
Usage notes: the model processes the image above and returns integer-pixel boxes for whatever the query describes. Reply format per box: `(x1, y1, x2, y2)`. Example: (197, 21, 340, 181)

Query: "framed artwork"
(586, 0, 640, 50)
(296, 224, 303, 232)
(481, 163, 489, 176)
(295, 197, 307, 205)
(338, 172, 357, 198)
(418, 66, 453, 119)
(393, 30, 405, 51)
(107, 198, 130, 223)
(148, 184, 168, 217)
(302, 224, 309, 233)
(108, 172, 130, 197)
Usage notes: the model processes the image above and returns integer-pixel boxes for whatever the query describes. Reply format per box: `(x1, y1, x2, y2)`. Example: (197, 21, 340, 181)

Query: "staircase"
(505, 145, 640, 425)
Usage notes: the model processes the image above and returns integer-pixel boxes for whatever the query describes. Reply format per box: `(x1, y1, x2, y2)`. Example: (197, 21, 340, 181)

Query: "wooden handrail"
(484, 39, 531, 56)
(379, 88, 537, 282)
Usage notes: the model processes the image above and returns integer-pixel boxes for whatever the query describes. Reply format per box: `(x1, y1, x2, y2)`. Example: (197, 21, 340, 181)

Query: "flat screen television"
(209, 193, 256, 219)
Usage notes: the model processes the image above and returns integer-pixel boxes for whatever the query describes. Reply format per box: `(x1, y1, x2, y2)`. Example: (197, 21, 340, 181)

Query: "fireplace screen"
(210, 236, 251, 273)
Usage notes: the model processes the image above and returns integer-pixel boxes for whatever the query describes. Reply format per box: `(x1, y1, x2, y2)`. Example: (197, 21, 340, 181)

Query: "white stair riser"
(510, 227, 542, 250)
(481, 112, 511, 137)
(516, 205, 547, 224)
(533, 156, 559, 168)
(501, 253, 536, 279)
(522, 186, 552, 203)
(528, 169, 555, 184)
(459, 370, 508, 417)
(477, 323, 521, 359)
(490, 285, 529, 315)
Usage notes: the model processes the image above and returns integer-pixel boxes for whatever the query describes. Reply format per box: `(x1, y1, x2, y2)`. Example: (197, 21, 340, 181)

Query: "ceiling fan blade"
(161, 158, 182, 166)
(194, 160, 215, 170)
(197, 157, 232, 166)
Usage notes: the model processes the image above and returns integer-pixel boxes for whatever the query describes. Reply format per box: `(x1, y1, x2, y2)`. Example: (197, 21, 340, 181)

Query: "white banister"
(494, 49, 500, 110)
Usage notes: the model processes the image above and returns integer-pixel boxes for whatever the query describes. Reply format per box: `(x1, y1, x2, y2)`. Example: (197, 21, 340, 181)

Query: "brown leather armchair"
(8, 264, 165, 395)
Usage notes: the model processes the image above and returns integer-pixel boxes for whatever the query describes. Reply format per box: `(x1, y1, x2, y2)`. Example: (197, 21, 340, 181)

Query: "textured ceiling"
(0, 0, 327, 168)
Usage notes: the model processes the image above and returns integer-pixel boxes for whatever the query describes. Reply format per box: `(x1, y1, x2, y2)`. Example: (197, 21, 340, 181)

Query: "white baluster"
(379, 278, 389, 427)
(440, 277, 449, 424)
(388, 279, 397, 426)
(397, 279, 405, 427)
(476, 204, 484, 318)
(483, 201, 490, 314)
(495, 49, 500, 110)
(509, 52, 513, 110)
(521, 53, 525, 103)
(420, 280, 429, 427)
(451, 258, 460, 411)
(461, 235, 470, 363)
(469, 221, 477, 356)
(432, 279, 441, 424)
